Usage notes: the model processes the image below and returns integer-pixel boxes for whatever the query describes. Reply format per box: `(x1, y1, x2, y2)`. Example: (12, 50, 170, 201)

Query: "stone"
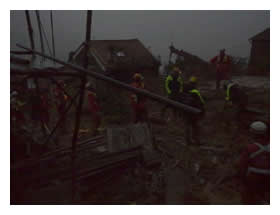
(107, 123, 152, 153)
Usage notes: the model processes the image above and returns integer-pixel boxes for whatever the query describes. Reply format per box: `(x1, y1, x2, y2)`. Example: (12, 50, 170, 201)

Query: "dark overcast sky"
(10, 10, 270, 64)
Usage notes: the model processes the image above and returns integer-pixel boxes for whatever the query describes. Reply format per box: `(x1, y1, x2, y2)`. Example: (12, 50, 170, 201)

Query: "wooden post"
(25, 11, 35, 51)
(71, 10, 92, 203)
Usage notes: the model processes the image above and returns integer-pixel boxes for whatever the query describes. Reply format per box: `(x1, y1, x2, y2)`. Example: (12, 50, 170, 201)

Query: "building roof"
(169, 45, 208, 66)
(75, 39, 160, 71)
(249, 28, 270, 41)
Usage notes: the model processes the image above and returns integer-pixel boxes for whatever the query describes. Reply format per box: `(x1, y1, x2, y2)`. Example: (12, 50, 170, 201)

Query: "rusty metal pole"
(71, 10, 92, 203)
(25, 11, 35, 51)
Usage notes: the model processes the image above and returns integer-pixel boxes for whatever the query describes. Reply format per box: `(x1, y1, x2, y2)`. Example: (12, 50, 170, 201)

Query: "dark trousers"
(161, 94, 181, 118)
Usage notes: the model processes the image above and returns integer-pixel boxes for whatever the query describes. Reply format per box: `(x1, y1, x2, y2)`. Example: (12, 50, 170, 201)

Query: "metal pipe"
(10, 50, 32, 55)
(16, 44, 201, 114)
(71, 10, 92, 202)
(25, 11, 35, 50)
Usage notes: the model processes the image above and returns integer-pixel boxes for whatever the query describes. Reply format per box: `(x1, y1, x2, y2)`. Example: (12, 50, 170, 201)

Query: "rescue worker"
(130, 73, 148, 123)
(161, 67, 184, 120)
(210, 49, 231, 89)
(239, 121, 270, 204)
(86, 82, 102, 135)
(184, 76, 205, 144)
(224, 80, 248, 118)
(54, 80, 68, 132)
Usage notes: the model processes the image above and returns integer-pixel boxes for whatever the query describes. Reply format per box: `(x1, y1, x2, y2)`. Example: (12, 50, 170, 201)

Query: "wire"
(50, 11, 56, 61)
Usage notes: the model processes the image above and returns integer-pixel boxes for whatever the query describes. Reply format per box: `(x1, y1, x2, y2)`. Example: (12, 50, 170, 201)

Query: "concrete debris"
(96, 146, 107, 153)
(194, 163, 200, 173)
(107, 123, 152, 153)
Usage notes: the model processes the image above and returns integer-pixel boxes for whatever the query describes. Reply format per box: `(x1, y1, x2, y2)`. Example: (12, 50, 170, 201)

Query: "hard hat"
(133, 73, 143, 81)
(250, 121, 267, 135)
(189, 76, 197, 83)
(11, 91, 18, 97)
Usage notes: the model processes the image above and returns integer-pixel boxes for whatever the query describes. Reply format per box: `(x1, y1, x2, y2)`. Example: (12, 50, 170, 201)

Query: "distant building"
(168, 45, 210, 79)
(248, 28, 270, 76)
(72, 39, 160, 83)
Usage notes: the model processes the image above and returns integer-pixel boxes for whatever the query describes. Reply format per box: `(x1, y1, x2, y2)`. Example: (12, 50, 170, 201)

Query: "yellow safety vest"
(165, 75, 183, 95)
(189, 89, 205, 105)
(225, 83, 235, 101)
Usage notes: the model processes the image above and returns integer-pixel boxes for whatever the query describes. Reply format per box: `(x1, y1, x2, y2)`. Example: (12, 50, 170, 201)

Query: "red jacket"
(210, 55, 231, 78)
(130, 82, 146, 104)
(87, 90, 100, 113)
(239, 141, 270, 179)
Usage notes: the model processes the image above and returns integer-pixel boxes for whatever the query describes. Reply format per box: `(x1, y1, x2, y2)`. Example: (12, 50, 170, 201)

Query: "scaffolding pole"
(71, 10, 92, 202)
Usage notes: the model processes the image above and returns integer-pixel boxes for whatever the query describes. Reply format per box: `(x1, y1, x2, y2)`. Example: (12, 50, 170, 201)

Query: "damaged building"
(248, 28, 270, 76)
(70, 39, 161, 83)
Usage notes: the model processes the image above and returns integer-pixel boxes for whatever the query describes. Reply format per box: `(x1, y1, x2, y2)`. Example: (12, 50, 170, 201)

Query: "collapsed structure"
(10, 11, 270, 205)
(248, 28, 270, 76)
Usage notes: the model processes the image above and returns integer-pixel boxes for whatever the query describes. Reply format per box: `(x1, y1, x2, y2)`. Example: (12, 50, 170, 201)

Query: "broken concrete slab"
(107, 123, 152, 153)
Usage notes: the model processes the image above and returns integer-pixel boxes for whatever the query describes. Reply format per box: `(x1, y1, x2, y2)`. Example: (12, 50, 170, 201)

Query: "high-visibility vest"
(247, 142, 270, 175)
(165, 75, 183, 95)
(225, 83, 235, 101)
(189, 89, 205, 105)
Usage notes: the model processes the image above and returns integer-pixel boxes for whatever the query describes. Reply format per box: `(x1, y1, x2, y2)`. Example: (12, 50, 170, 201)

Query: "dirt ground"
(148, 75, 270, 204)
(11, 74, 270, 204)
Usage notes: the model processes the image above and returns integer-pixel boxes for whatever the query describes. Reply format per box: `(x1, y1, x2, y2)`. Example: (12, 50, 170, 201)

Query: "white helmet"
(250, 121, 267, 135)
(11, 91, 18, 97)
(85, 82, 92, 89)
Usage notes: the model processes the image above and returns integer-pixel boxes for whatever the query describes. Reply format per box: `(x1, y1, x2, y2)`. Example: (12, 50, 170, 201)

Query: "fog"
(10, 10, 270, 64)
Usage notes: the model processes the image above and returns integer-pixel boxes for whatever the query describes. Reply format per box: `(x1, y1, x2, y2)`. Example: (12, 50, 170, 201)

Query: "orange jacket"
(130, 82, 145, 105)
